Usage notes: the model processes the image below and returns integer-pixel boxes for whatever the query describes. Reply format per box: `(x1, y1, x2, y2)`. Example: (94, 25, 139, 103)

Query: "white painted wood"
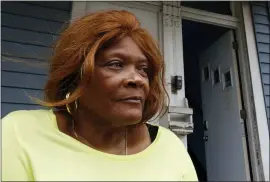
(163, 3, 174, 103)
(181, 6, 240, 29)
(162, 2, 186, 107)
(242, 3, 269, 181)
(172, 7, 185, 105)
(162, 3, 174, 128)
(199, 30, 250, 180)
(161, 2, 192, 146)
(84, 2, 160, 43)
(232, 2, 265, 181)
(230, 30, 252, 180)
(144, 1, 162, 6)
(179, 135, 187, 148)
(70, 1, 87, 21)
(105, 1, 161, 13)
(169, 106, 193, 115)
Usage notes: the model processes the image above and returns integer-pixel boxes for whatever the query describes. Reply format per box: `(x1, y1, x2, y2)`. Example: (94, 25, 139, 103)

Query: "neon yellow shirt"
(2, 110, 198, 181)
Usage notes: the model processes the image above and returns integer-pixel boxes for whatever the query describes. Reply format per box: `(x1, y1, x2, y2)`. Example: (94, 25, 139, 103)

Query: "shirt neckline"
(47, 109, 162, 160)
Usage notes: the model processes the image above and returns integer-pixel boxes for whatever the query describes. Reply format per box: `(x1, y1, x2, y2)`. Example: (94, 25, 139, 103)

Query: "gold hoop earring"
(75, 100, 78, 110)
(80, 66, 84, 79)
(65, 92, 72, 114)
(65, 92, 78, 115)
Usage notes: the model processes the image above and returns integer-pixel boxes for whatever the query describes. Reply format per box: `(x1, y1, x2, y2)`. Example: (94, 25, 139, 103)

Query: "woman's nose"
(123, 68, 145, 88)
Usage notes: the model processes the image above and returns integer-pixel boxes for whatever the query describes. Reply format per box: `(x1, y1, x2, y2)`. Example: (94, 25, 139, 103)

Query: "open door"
(199, 30, 250, 180)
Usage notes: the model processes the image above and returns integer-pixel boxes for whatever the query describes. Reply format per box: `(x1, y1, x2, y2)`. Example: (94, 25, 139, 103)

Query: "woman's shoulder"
(146, 123, 186, 151)
(2, 109, 55, 181)
(2, 109, 54, 134)
(155, 125, 198, 180)
(2, 109, 52, 122)
(154, 124, 189, 154)
(157, 125, 185, 143)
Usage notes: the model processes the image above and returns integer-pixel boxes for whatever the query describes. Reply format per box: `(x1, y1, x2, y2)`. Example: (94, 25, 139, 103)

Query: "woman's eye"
(139, 65, 149, 75)
(106, 61, 123, 69)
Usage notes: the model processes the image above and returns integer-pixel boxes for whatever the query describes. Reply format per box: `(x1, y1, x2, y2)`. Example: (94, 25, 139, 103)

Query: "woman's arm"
(182, 163, 198, 181)
(181, 144, 198, 181)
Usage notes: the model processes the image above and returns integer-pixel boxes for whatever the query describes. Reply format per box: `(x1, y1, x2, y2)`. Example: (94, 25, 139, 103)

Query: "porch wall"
(250, 2, 270, 125)
(1, 2, 72, 117)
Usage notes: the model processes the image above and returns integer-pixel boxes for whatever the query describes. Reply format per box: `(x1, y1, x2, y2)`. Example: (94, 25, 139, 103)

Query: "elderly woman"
(2, 10, 197, 181)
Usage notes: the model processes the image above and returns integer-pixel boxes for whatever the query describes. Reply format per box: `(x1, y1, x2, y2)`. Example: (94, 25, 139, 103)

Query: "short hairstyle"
(41, 10, 168, 123)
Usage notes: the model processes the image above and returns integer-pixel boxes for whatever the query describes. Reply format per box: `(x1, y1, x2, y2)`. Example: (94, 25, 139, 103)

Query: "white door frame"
(180, 6, 239, 29)
(179, 4, 251, 180)
(70, 2, 269, 180)
(239, 2, 269, 181)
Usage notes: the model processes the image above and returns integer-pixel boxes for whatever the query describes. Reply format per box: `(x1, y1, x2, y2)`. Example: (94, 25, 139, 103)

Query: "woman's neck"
(55, 109, 151, 155)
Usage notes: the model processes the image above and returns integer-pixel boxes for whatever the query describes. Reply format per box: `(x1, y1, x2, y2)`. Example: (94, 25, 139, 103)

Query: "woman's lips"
(118, 96, 143, 104)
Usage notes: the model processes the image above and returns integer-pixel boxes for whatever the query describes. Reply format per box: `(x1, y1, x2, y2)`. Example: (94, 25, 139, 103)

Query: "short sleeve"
(2, 112, 34, 181)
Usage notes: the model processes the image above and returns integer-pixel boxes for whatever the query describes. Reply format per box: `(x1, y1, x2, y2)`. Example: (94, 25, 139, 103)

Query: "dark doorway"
(182, 19, 229, 181)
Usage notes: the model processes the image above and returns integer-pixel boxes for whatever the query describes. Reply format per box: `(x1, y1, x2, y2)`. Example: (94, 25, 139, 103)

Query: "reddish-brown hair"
(41, 10, 168, 123)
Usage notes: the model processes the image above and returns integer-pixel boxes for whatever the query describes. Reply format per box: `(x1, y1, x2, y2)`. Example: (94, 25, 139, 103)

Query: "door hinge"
(240, 122, 247, 137)
(232, 41, 238, 50)
(240, 109, 247, 120)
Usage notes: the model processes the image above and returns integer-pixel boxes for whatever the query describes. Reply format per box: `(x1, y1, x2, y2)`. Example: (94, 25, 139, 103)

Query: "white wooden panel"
(162, 7, 174, 105)
(173, 8, 185, 105)
(86, 2, 159, 41)
(162, 3, 186, 107)
(181, 6, 239, 29)
(70, 1, 87, 21)
(129, 8, 159, 42)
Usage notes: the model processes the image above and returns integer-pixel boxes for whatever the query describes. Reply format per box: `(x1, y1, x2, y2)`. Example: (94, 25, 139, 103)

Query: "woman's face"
(79, 36, 150, 126)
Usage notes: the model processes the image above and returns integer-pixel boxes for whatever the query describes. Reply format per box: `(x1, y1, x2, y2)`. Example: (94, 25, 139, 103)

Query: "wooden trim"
(143, 1, 162, 6)
(181, 6, 240, 29)
(229, 29, 252, 181)
(106, 1, 161, 12)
